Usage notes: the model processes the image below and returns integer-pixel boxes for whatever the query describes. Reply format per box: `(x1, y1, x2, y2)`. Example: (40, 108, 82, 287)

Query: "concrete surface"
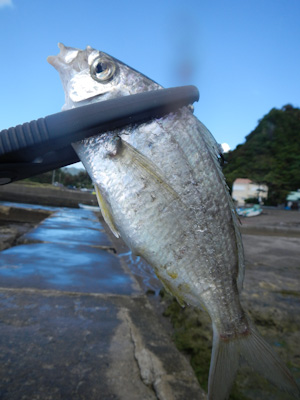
(0, 183, 98, 208)
(0, 204, 53, 251)
(240, 208, 300, 237)
(157, 209, 300, 400)
(239, 210, 300, 398)
(0, 203, 205, 400)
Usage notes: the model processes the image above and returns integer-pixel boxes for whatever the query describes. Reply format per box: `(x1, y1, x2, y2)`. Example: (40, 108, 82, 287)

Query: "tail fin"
(208, 324, 300, 400)
(208, 329, 239, 400)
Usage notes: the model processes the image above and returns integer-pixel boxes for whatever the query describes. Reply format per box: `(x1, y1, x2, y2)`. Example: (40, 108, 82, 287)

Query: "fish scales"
(137, 111, 240, 315)
(75, 110, 243, 340)
(48, 44, 300, 400)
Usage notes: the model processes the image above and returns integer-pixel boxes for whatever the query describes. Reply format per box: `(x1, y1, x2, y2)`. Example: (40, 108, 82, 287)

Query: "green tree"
(25, 168, 93, 189)
(223, 105, 300, 205)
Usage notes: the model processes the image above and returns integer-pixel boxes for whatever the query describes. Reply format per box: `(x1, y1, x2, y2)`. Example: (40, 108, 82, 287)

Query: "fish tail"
(238, 324, 299, 398)
(208, 323, 300, 400)
(208, 326, 239, 400)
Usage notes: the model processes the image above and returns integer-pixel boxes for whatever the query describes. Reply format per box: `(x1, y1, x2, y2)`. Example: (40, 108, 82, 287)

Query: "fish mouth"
(73, 92, 108, 104)
(47, 43, 65, 68)
(70, 86, 115, 104)
(47, 43, 81, 69)
(47, 54, 58, 68)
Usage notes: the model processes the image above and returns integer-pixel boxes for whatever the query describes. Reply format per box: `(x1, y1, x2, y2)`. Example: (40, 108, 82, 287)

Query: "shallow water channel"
(0, 201, 161, 296)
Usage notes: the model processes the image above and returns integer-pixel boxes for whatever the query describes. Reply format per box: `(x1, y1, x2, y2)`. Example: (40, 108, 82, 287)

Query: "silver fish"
(48, 43, 299, 400)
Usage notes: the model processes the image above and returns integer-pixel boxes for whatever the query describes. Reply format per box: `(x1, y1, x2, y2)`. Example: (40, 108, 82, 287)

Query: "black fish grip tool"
(0, 86, 199, 184)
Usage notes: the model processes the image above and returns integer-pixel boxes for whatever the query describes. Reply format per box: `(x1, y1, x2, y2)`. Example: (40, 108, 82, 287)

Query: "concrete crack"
(106, 308, 157, 400)
(124, 309, 176, 400)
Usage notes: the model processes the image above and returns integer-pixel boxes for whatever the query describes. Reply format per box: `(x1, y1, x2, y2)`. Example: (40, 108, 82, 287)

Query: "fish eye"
(90, 56, 116, 83)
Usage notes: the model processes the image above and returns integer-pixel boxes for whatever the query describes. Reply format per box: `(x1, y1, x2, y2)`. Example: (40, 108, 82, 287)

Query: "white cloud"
(221, 143, 231, 153)
(0, 0, 13, 8)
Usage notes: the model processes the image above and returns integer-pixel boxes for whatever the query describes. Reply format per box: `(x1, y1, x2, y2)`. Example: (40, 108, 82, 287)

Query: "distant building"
(232, 178, 268, 206)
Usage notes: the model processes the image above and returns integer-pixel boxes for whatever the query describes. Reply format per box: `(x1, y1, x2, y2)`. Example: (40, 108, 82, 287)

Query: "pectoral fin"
(94, 184, 120, 238)
(121, 140, 182, 201)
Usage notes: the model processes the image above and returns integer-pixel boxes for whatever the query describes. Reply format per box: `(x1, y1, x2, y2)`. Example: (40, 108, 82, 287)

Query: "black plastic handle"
(0, 85, 199, 184)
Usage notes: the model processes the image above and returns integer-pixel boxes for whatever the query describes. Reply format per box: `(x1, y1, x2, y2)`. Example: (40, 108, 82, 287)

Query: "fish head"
(48, 43, 162, 110)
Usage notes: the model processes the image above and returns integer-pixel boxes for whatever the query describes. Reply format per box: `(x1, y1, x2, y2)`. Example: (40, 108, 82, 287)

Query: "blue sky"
(0, 0, 299, 158)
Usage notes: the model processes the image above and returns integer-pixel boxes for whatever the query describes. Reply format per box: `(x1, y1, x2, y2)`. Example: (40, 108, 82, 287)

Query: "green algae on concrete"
(161, 290, 212, 392)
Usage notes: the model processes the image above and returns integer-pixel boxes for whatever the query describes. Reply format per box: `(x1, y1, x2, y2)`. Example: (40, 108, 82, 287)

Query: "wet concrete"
(0, 206, 136, 295)
(0, 243, 136, 294)
(3, 202, 298, 400)
(29, 214, 110, 244)
(0, 202, 204, 400)
(0, 204, 52, 251)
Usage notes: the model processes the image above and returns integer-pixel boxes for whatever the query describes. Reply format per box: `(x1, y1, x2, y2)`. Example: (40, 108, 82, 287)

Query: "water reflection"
(118, 251, 162, 295)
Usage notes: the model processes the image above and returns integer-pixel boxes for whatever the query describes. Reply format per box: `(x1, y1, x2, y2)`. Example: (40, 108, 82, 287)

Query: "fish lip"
(47, 43, 81, 68)
(72, 92, 107, 104)
(47, 55, 57, 67)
